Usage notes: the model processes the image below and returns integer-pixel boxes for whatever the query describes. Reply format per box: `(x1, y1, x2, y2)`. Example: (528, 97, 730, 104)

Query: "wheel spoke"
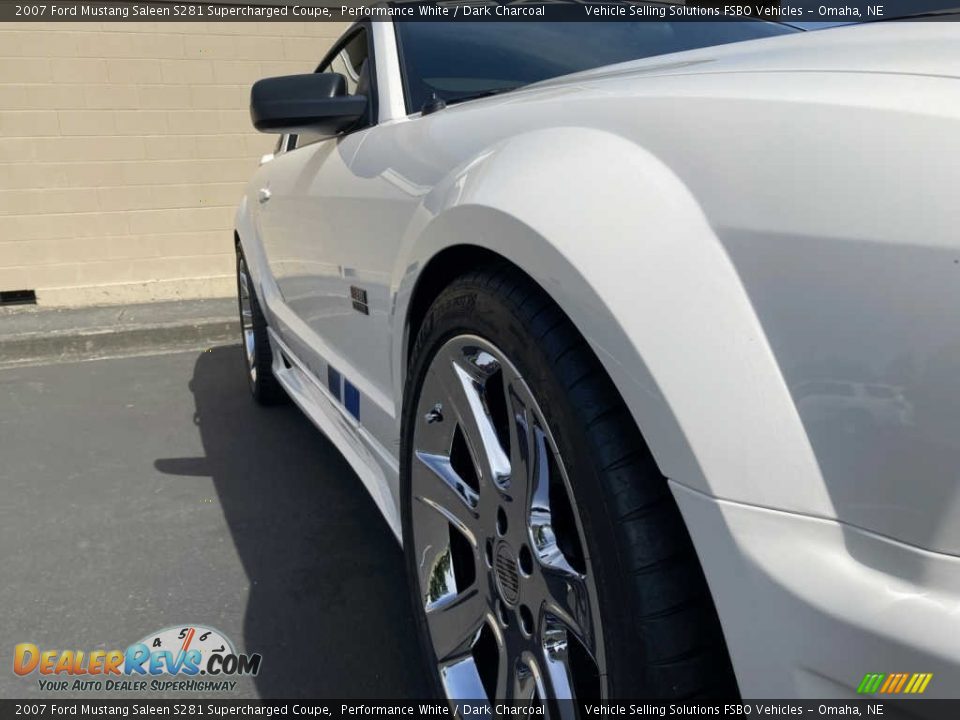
(437, 353, 511, 489)
(493, 640, 512, 700)
(540, 623, 578, 714)
(440, 656, 490, 709)
(506, 387, 533, 501)
(528, 426, 571, 572)
(414, 451, 480, 546)
(238, 272, 248, 298)
(244, 331, 256, 375)
(426, 587, 487, 663)
(541, 568, 596, 662)
(511, 660, 538, 702)
(493, 645, 540, 705)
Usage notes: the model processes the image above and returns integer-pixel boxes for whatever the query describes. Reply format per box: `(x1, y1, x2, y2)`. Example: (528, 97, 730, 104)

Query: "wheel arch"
(233, 194, 281, 320)
(402, 244, 508, 380)
(400, 240, 693, 501)
(233, 194, 263, 289)
(395, 211, 709, 504)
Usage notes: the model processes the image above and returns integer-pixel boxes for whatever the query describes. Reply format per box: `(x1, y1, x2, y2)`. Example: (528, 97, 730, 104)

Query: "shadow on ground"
(156, 345, 429, 699)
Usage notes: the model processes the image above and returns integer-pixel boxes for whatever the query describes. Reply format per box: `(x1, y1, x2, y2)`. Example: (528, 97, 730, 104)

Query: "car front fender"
(392, 126, 833, 519)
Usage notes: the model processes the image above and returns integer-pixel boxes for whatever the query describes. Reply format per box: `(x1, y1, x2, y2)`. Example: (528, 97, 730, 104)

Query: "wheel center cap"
(494, 542, 520, 606)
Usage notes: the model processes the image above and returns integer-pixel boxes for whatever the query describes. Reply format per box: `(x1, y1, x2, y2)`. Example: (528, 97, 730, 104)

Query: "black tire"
(236, 244, 286, 406)
(401, 263, 737, 699)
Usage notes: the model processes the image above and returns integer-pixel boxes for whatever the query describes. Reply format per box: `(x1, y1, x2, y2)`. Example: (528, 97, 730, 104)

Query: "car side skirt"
(266, 327, 402, 541)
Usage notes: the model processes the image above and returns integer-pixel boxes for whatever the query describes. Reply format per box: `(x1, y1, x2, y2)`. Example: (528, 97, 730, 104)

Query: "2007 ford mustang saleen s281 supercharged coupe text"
(233, 12, 960, 702)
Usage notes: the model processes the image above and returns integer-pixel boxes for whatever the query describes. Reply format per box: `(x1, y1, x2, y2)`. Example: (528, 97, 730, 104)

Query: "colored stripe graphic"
(906, 673, 933, 694)
(879, 674, 896, 694)
(857, 672, 932, 694)
(857, 674, 884, 694)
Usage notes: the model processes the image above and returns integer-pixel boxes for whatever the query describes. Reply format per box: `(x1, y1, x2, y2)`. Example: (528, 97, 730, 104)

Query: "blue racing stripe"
(344, 380, 360, 420)
(327, 366, 342, 402)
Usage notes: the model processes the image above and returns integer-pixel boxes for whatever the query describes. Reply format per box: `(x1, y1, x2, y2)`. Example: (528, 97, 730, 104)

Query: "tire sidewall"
(236, 244, 285, 405)
(235, 248, 258, 397)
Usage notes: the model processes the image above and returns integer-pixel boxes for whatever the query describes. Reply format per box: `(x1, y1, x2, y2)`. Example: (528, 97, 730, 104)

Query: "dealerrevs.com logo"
(14, 625, 261, 693)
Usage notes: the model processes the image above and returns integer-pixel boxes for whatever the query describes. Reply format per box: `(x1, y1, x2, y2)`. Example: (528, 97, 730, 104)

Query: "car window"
(273, 134, 296, 155)
(293, 28, 372, 149)
(328, 30, 368, 95)
(395, 21, 799, 113)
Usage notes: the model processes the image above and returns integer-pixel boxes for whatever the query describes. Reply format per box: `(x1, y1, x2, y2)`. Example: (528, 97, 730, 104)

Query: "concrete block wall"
(0, 20, 347, 306)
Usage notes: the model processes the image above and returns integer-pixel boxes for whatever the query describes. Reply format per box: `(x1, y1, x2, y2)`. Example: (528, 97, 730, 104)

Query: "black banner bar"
(0, 700, 958, 720)
(2, 0, 959, 23)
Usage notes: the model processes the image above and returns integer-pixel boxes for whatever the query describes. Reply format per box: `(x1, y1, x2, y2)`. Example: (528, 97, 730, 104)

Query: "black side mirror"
(250, 72, 367, 137)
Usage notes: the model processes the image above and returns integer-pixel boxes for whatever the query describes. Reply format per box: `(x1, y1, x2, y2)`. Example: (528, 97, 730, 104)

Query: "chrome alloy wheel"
(236, 254, 257, 385)
(411, 335, 606, 705)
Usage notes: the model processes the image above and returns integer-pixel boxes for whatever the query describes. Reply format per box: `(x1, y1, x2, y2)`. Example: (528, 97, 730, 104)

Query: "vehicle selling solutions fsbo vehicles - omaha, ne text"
(233, 9, 960, 702)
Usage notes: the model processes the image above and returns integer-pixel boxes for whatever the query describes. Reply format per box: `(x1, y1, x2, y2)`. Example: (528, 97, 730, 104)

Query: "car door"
(256, 24, 406, 434)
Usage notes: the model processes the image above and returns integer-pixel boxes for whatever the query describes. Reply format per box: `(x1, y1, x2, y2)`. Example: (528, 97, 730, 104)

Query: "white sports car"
(234, 14, 960, 701)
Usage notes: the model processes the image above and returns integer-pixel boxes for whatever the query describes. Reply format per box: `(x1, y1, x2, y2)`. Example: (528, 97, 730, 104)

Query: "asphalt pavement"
(0, 345, 429, 699)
